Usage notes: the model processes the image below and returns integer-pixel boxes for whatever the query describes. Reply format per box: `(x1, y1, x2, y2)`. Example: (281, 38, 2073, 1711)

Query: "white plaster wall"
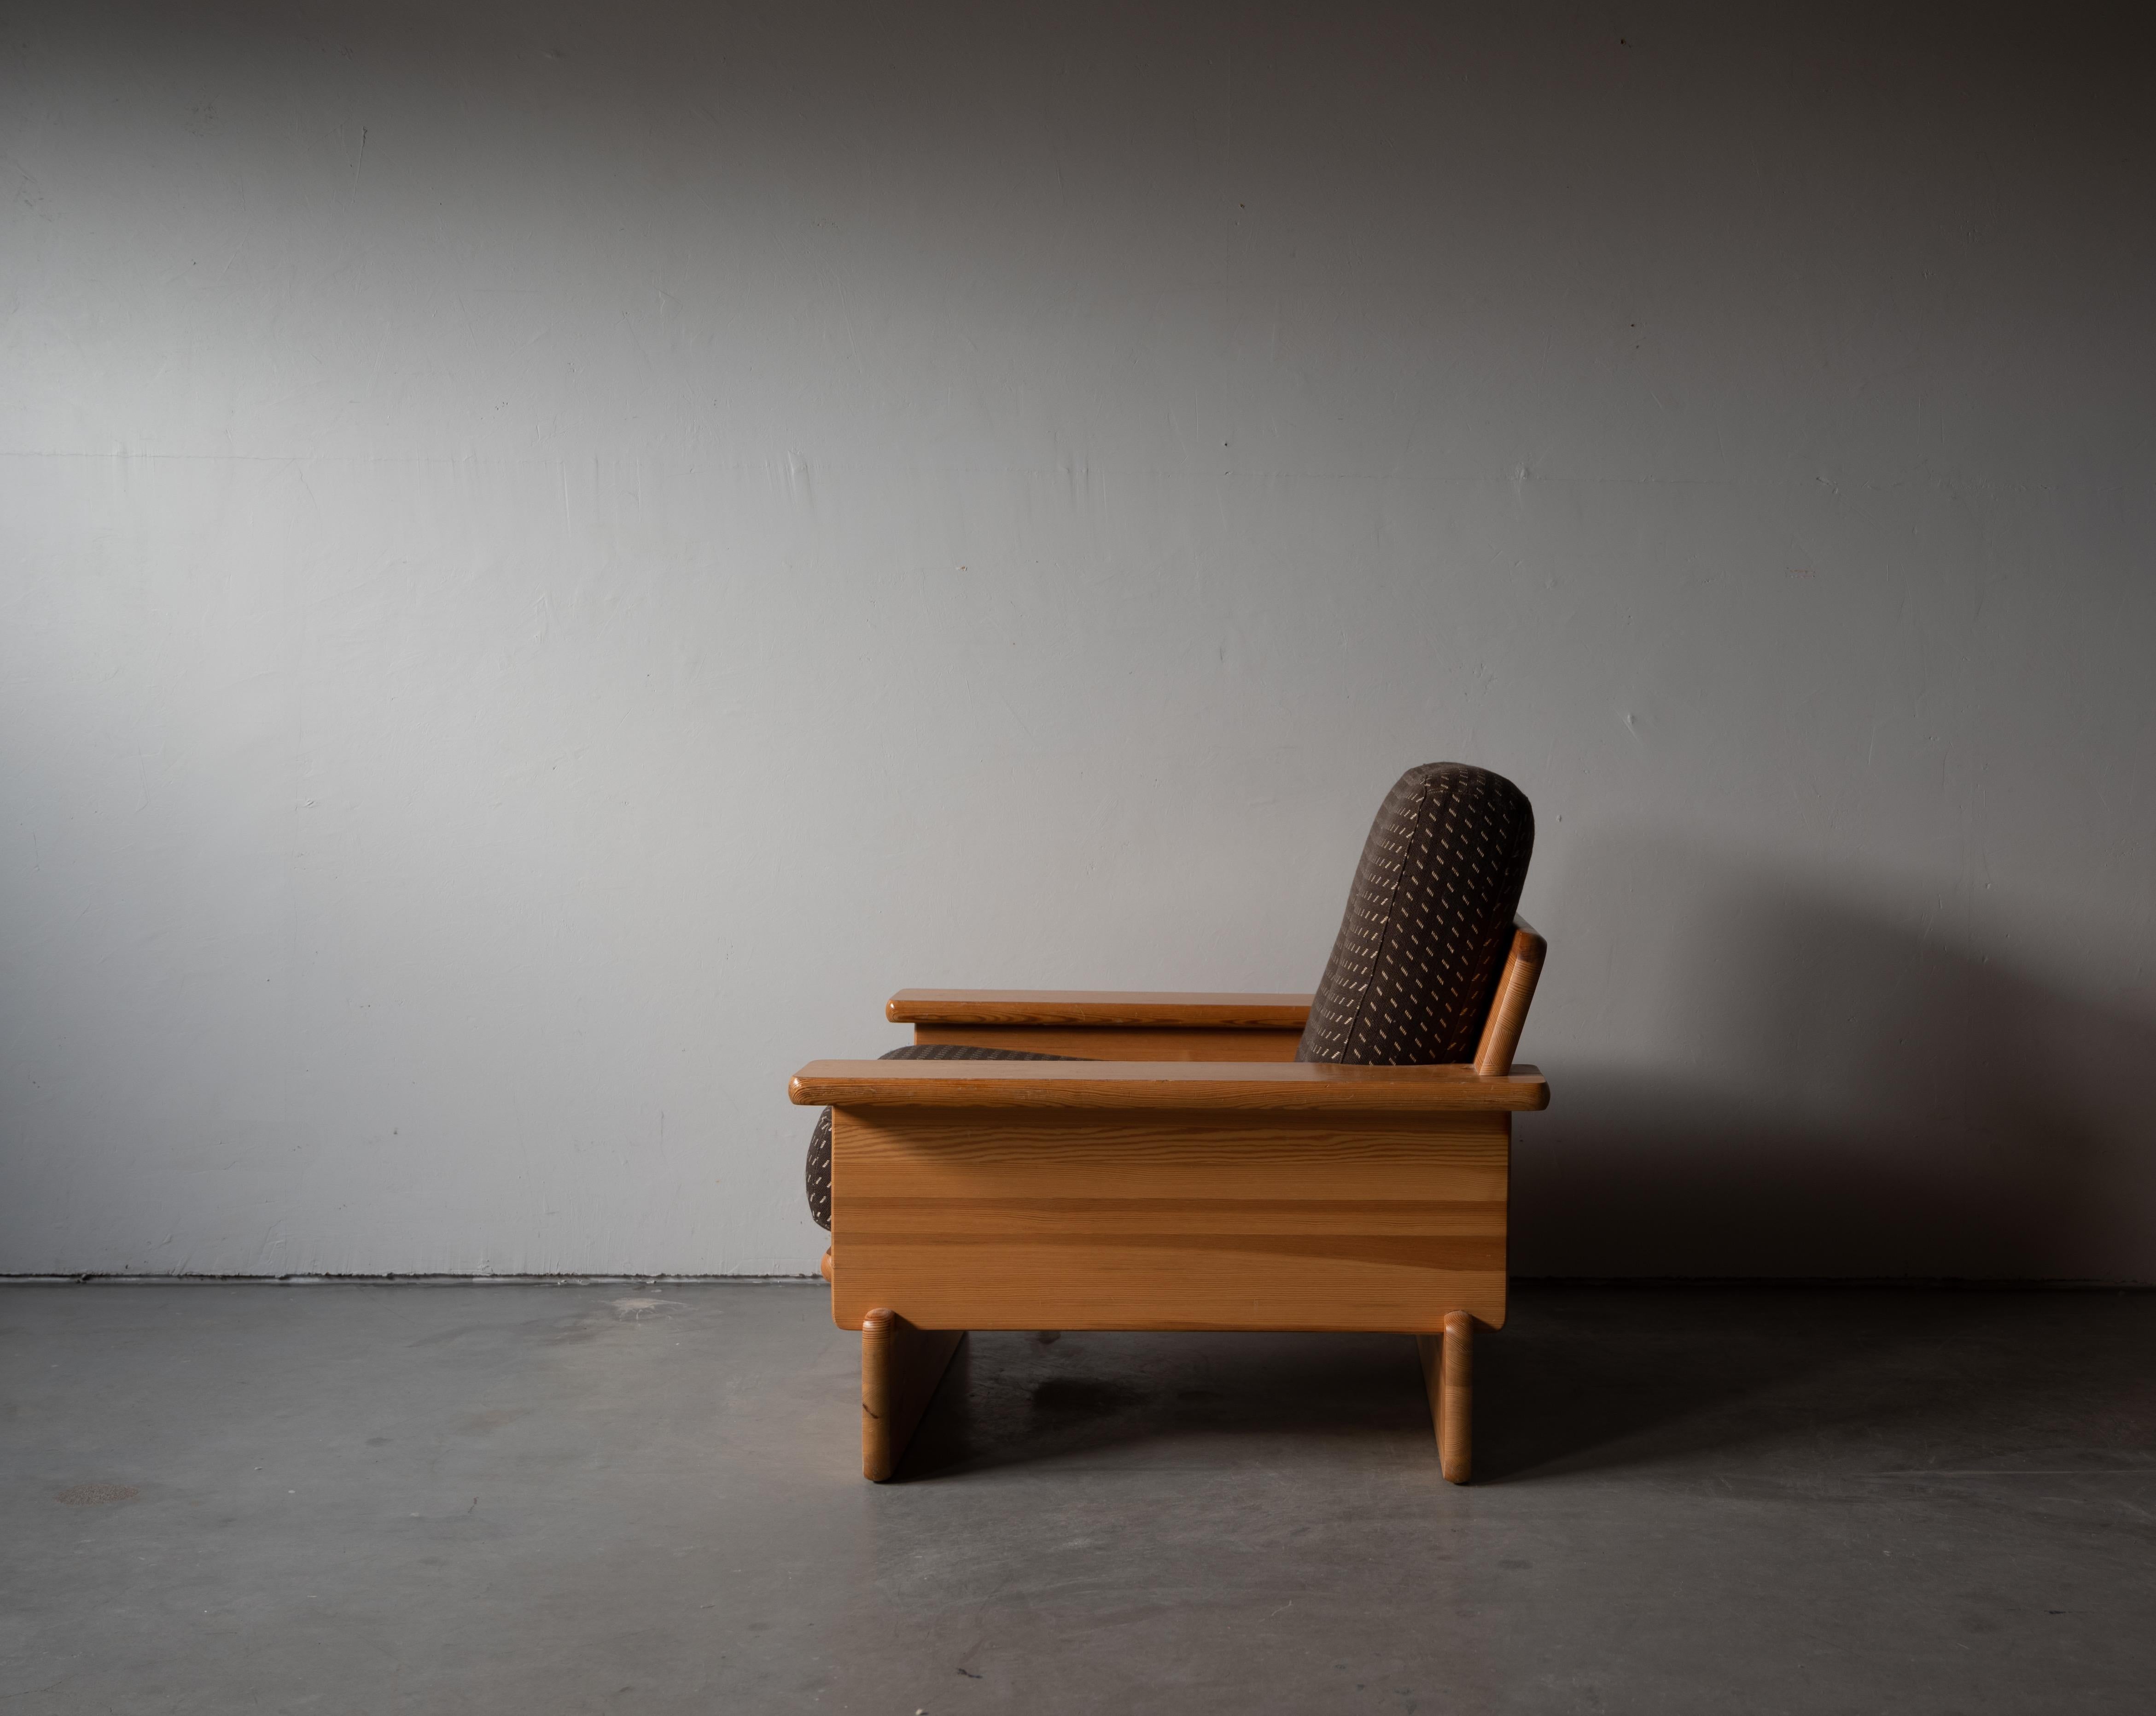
(3, 1, 2151, 1277)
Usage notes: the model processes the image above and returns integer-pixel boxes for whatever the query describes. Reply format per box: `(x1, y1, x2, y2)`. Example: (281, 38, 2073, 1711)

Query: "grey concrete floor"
(3, 1283, 2152, 1715)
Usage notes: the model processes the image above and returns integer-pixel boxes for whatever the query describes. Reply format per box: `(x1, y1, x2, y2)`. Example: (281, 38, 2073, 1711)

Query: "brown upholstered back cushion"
(1296, 763, 1535, 1066)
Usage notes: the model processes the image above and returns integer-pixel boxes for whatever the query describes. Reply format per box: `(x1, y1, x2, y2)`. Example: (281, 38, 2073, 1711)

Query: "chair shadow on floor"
(893, 1289, 2150, 1485)
(891, 846, 2156, 1482)
(897, 1328, 1433, 1480)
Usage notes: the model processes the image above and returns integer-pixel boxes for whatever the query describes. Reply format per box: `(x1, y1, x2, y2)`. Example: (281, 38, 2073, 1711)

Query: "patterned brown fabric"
(1296, 763, 1534, 1066)
(806, 1043, 1082, 1230)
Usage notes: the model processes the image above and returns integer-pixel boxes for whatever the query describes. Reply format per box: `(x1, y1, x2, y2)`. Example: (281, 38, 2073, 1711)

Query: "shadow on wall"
(1514, 835, 2156, 1281)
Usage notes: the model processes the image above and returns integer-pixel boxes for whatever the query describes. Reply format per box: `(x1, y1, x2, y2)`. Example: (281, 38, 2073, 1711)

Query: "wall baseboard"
(0, 1272, 823, 1285)
(1, 1273, 2148, 1290)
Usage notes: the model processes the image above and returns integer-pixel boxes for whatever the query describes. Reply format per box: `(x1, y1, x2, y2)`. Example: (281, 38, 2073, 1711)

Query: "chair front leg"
(860, 1308, 965, 1482)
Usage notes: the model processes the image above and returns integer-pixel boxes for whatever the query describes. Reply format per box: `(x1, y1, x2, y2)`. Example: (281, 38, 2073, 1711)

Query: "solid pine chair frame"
(790, 919, 1548, 1483)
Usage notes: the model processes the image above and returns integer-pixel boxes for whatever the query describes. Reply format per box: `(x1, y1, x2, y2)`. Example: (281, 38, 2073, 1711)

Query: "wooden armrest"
(790, 1058, 1547, 1112)
(886, 989, 1312, 1030)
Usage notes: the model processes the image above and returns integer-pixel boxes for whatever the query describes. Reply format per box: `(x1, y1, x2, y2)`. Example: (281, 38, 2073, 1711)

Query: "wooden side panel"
(831, 1108, 1509, 1333)
(912, 1024, 1305, 1062)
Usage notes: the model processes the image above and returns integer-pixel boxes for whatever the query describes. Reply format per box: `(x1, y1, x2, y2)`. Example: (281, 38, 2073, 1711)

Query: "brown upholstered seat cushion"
(1296, 763, 1534, 1066)
(805, 1043, 1082, 1231)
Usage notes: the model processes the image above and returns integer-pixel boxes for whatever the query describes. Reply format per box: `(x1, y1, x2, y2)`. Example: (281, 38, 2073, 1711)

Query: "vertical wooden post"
(860, 1308, 965, 1482)
(1417, 1313, 1476, 1483)
(1439, 1311, 1474, 1483)
(1473, 922, 1548, 1078)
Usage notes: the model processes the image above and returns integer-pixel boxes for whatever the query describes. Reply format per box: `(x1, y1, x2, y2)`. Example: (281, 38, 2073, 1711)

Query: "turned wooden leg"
(1416, 1312, 1476, 1483)
(818, 1246, 833, 1284)
(859, 1308, 965, 1482)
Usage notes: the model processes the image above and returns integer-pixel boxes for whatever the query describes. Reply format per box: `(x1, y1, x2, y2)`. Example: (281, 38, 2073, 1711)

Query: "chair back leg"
(1416, 1312, 1476, 1483)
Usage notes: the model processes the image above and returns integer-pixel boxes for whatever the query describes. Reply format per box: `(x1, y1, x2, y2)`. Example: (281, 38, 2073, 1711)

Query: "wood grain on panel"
(888, 990, 1312, 1030)
(911, 1024, 1305, 1062)
(830, 1108, 1509, 1333)
(792, 1059, 1547, 1112)
(859, 1309, 965, 1482)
